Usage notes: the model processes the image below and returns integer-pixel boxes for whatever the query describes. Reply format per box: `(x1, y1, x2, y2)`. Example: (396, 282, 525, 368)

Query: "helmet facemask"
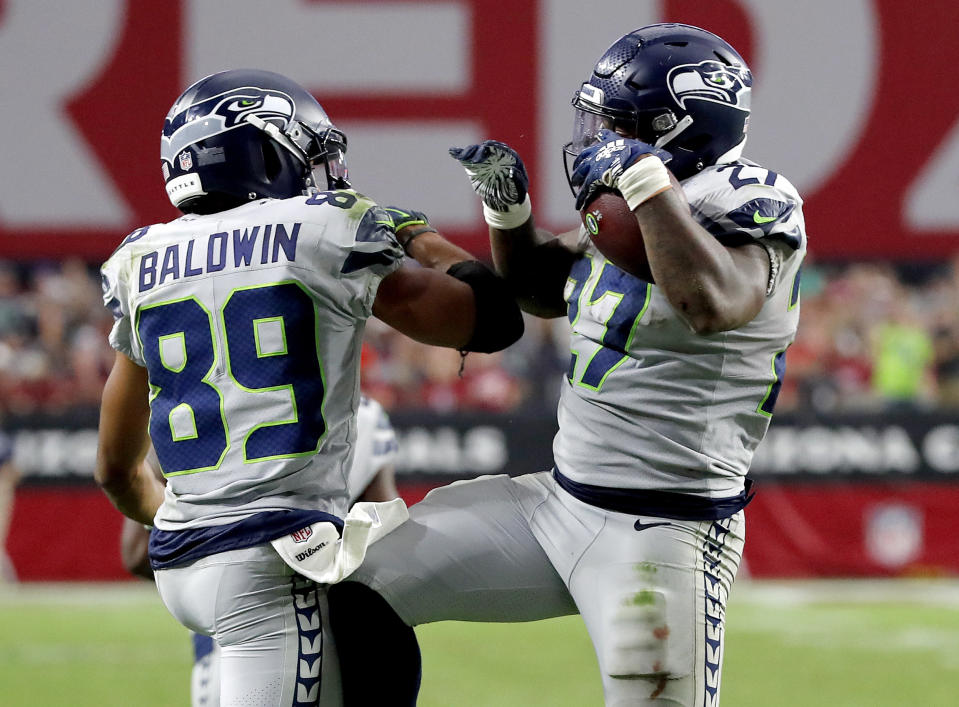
(302, 124, 350, 191)
(245, 116, 350, 192)
(562, 88, 681, 197)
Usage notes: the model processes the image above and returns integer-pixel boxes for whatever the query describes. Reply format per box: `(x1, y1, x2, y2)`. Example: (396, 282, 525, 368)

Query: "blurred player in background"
(338, 23, 805, 706)
(95, 69, 522, 705)
(121, 394, 400, 706)
(0, 425, 19, 582)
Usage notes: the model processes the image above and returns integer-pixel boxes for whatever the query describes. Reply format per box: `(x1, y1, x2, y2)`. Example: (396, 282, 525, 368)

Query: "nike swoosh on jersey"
(633, 520, 673, 532)
(753, 211, 777, 224)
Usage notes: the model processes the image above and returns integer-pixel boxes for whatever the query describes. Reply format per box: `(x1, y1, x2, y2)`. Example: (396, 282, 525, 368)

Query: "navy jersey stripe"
(149, 509, 343, 570)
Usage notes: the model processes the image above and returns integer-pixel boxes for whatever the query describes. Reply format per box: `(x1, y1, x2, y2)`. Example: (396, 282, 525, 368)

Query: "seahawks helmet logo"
(667, 60, 751, 111)
(213, 90, 295, 129)
(161, 87, 296, 166)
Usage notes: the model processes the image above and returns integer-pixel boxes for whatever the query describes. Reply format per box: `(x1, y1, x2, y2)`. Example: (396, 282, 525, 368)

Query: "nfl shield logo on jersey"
(291, 526, 313, 544)
(178, 150, 193, 171)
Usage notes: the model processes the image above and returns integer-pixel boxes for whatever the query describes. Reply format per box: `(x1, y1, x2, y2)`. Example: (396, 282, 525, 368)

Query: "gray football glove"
(449, 141, 529, 212)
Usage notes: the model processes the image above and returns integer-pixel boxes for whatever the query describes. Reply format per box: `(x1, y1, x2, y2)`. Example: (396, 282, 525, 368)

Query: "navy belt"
(552, 467, 753, 521)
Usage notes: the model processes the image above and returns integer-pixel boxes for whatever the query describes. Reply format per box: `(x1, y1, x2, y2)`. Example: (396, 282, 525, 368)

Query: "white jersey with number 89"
(101, 191, 403, 530)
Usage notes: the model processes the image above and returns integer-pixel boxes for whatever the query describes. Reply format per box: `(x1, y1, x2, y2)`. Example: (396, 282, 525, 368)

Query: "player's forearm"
(488, 218, 538, 282)
(490, 222, 573, 318)
(96, 461, 164, 525)
(402, 229, 474, 272)
(637, 189, 762, 334)
(120, 518, 154, 580)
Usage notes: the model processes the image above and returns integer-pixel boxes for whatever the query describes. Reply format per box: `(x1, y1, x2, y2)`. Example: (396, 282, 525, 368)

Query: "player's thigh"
(157, 545, 341, 706)
(569, 509, 746, 707)
(349, 473, 576, 625)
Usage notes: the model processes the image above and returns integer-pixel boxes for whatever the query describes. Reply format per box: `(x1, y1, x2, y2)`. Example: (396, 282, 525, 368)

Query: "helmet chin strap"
(653, 114, 694, 149)
(244, 114, 310, 167)
(653, 117, 747, 172)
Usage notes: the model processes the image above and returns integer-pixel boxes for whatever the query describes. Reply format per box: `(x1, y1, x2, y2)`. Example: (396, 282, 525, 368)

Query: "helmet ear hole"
(262, 139, 284, 181)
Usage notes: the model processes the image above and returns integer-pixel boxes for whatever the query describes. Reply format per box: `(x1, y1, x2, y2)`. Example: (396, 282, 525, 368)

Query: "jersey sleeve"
(685, 163, 804, 251)
(100, 249, 144, 365)
(684, 162, 806, 295)
(340, 200, 405, 279)
(300, 191, 405, 318)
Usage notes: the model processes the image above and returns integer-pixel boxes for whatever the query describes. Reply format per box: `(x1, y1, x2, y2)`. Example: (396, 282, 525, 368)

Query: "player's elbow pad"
(446, 260, 524, 353)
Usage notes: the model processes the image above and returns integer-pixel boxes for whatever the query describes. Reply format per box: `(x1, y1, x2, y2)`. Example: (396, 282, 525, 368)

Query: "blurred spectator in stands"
(6, 257, 959, 416)
(406, 347, 523, 413)
(460, 350, 525, 411)
(66, 314, 115, 407)
(0, 264, 29, 339)
(414, 346, 463, 412)
(0, 263, 53, 415)
(820, 264, 884, 410)
(869, 283, 936, 410)
(502, 315, 569, 411)
(360, 316, 526, 413)
(933, 322, 959, 407)
(33, 259, 102, 355)
(927, 252, 959, 407)
(0, 260, 115, 414)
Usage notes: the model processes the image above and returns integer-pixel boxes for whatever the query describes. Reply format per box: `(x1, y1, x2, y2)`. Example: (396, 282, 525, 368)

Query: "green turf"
(415, 617, 601, 706)
(722, 599, 959, 706)
(1, 581, 959, 706)
(0, 585, 191, 706)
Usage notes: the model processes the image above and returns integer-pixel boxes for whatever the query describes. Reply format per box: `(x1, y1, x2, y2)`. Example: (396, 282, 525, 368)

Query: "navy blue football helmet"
(564, 23, 751, 184)
(161, 69, 349, 214)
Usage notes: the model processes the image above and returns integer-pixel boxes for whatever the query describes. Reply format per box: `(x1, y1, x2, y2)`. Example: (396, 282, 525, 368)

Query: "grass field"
(2, 580, 959, 706)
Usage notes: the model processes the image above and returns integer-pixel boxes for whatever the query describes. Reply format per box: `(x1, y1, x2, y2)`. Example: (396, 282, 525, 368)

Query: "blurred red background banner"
(9, 481, 956, 581)
(7, 409, 959, 580)
(3, 0, 959, 262)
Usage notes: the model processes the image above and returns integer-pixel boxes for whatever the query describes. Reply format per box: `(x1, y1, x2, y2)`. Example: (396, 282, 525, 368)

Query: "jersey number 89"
(136, 282, 325, 476)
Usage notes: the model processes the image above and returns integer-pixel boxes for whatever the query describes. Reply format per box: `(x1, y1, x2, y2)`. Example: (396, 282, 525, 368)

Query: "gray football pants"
(155, 544, 342, 706)
(349, 471, 745, 707)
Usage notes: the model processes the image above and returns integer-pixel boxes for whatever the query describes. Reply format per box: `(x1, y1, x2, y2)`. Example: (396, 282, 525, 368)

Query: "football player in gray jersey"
(95, 69, 522, 706)
(119, 395, 400, 707)
(340, 24, 804, 706)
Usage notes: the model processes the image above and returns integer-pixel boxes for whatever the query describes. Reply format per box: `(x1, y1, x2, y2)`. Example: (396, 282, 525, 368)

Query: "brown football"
(580, 190, 654, 283)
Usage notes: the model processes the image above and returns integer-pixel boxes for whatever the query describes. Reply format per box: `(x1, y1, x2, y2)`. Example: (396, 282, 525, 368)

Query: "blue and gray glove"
(383, 206, 430, 231)
(571, 129, 672, 212)
(383, 206, 436, 253)
(449, 141, 532, 229)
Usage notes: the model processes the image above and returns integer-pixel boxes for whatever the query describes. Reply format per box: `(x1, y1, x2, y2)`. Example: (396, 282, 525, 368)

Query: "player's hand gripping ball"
(571, 130, 670, 211)
(580, 190, 654, 283)
(574, 131, 680, 283)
